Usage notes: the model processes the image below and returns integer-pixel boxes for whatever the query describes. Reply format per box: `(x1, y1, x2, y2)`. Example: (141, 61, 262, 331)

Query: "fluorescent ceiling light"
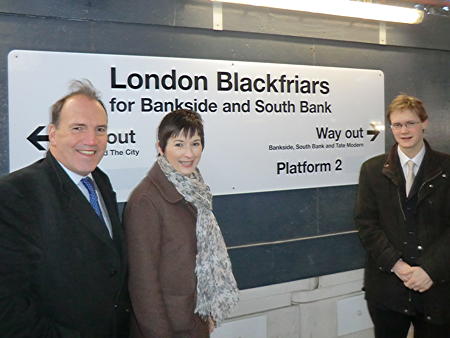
(211, 0, 425, 24)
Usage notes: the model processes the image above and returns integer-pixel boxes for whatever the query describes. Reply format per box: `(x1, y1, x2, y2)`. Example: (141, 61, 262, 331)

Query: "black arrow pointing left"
(27, 126, 49, 151)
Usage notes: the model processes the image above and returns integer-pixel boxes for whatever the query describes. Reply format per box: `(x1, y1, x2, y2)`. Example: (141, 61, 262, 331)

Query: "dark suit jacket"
(0, 152, 130, 337)
(124, 162, 209, 338)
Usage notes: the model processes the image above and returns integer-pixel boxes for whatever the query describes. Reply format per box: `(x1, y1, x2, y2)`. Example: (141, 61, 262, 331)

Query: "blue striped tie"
(81, 177, 104, 221)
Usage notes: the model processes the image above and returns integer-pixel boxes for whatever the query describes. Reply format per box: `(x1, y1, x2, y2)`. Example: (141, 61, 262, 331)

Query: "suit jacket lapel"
(93, 170, 124, 256)
(47, 153, 119, 254)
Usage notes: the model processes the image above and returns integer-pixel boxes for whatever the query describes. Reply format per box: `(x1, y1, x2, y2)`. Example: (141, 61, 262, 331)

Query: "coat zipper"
(397, 169, 442, 219)
(397, 190, 406, 221)
(417, 170, 442, 201)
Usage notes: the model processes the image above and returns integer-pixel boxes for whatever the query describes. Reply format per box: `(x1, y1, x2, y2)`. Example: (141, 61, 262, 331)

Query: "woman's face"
(158, 130, 203, 175)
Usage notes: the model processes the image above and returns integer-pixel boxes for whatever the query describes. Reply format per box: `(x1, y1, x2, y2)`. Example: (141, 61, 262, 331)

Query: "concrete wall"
(213, 269, 374, 337)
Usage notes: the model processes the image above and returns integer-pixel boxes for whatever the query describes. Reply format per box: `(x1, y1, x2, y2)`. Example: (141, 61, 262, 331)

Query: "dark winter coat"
(355, 141, 450, 324)
(0, 152, 130, 337)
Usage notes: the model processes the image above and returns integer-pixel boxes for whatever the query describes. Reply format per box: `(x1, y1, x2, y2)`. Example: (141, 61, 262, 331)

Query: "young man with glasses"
(355, 94, 450, 337)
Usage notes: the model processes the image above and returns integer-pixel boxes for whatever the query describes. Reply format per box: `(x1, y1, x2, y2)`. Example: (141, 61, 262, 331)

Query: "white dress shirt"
(397, 144, 426, 179)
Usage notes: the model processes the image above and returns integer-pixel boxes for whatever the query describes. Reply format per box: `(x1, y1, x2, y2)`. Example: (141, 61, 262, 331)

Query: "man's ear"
(422, 119, 429, 132)
(48, 124, 57, 146)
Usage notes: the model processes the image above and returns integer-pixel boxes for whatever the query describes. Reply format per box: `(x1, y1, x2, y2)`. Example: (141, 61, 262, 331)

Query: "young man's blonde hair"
(387, 94, 428, 123)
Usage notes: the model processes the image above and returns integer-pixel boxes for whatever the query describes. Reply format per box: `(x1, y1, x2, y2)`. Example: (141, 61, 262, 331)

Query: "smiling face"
(48, 94, 108, 176)
(158, 130, 203, 175)
(390, 109, 428, 158)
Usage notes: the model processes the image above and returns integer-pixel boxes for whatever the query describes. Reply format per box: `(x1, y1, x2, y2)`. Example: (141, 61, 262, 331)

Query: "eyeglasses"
(390, 121, 421, 130)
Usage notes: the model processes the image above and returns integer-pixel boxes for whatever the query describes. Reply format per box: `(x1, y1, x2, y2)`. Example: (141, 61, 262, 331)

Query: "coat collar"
(147, 160, 184, 204)
(382, 140, 443, 186)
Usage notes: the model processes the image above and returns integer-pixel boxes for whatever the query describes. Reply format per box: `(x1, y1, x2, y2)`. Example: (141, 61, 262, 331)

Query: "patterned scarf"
(157, 156, 239, 325)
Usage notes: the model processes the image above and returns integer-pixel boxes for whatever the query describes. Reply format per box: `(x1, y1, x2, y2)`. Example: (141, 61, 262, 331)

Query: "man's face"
(390, 109, 428, 157)
(48, 94, 108, 176)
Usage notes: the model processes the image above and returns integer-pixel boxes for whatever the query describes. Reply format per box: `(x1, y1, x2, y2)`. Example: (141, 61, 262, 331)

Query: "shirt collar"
(56, 160, 93, 185)
(397, 144, 426, 169)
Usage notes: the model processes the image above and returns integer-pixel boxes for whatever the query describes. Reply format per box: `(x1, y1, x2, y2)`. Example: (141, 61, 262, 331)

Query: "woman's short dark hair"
(158, 109, 204, 153)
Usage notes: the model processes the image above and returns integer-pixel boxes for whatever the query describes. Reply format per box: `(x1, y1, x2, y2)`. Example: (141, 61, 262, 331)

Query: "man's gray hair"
(50, 79, 107, 126)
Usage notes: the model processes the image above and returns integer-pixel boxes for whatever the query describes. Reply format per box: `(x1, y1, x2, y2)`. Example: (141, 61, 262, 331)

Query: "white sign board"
(8, 50, 385, 201)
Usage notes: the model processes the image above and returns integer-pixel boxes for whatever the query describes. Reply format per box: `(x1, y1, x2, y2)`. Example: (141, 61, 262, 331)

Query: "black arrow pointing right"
(27, 126, 49, 151)
(367, 129, 380, 142)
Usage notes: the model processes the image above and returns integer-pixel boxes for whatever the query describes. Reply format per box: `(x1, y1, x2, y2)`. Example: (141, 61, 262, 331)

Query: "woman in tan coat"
(125, 109, 238, 338)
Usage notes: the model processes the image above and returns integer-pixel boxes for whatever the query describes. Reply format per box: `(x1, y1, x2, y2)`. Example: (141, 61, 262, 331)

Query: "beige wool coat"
(124, 162, 209, 338)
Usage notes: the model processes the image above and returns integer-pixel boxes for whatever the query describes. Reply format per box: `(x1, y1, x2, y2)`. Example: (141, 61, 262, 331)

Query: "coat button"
(404, 309, 409, 313)
(114, 304, 118, 309)
(429, 184, 434, 188)
(426, 315, 432, 321)
(442, 174, 447, 178)
(417, 245, 423, 250)
(403, 241, 408, 245)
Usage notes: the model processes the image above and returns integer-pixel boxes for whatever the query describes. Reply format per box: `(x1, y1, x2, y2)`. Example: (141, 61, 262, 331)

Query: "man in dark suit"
(355, 94, 450, 338)
(0, 80, 130, 337)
